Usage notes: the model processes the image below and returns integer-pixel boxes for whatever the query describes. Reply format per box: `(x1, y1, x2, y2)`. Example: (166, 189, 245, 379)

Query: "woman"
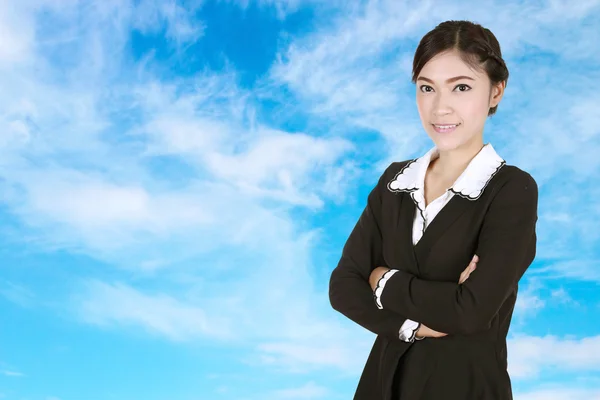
(328, 20, 538, 400)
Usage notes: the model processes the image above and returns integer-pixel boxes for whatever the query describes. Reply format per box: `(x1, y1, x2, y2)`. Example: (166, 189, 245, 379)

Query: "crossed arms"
(328, 165, 538, 339)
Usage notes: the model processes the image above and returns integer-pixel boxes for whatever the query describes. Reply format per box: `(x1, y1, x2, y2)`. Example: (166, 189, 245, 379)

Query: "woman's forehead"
(419, 52, 486, 81)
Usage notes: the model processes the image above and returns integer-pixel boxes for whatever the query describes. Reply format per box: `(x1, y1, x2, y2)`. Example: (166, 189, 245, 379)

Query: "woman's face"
(415, 49, 503, 152)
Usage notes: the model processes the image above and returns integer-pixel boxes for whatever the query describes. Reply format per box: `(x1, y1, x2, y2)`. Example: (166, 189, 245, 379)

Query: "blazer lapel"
(398, 192, 421, 275)
(413, 194, 471, 270)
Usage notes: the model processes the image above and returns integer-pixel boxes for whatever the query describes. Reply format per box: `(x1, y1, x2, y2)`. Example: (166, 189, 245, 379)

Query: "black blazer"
(329, 159, 538, 400)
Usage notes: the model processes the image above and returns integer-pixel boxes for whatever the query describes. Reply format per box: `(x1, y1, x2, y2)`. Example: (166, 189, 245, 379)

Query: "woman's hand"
(459, 254, 478, 284)
(369, 266, 390, 291)
(416, 323, 447, 338)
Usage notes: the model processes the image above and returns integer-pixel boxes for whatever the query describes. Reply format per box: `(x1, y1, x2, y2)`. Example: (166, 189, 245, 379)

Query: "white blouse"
(373, 143, 506, 341)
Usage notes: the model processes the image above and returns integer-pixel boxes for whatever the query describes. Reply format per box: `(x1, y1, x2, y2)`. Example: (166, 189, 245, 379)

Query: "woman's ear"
(489, 81, 505, 108)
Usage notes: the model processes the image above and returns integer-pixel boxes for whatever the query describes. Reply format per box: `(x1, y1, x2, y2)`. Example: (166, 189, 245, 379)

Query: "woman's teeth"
(433, 124, 459, 133)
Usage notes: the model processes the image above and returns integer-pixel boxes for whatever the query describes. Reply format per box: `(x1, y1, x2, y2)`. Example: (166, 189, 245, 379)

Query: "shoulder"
(494, 164, 538, 194)
(487, 164, 538, 214)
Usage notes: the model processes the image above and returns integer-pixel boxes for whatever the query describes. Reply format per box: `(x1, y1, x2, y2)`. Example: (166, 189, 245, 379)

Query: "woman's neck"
(429, 140, 485, 182)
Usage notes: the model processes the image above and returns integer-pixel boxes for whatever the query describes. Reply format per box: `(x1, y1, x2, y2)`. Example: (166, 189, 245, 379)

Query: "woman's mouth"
(432, 123, 460, 133)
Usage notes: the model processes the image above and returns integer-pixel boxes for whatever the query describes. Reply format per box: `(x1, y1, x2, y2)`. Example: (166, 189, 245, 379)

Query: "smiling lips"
(432, 123, 460, 133)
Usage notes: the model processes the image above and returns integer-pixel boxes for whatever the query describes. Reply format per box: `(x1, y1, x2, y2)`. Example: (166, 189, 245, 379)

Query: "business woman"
(329, 20, 538, 400)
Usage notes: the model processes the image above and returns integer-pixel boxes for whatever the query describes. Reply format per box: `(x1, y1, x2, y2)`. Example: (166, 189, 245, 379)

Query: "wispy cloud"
(269, 381, 330, 399)
(75, 280, 232, 341)
(516, 387, 600, 400)
(0, 281, 35, 307)
(131, 0, 205, 45)
(550, 287, 579, 307)
(531, 259, 600, 283)
(1, 370, 24, 377)
(513, 279, 546, 321)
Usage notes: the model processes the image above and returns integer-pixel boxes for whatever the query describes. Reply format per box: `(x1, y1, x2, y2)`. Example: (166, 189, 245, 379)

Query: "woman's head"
(412, 20, 508, 152)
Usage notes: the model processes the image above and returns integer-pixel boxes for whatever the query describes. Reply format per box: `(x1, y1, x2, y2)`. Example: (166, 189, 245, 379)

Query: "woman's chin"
(430, 133, 479, 153)
(430, 138, 461, 152)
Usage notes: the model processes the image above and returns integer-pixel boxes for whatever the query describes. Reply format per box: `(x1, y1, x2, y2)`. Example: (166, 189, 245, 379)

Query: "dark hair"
(412, 20, 509, 116)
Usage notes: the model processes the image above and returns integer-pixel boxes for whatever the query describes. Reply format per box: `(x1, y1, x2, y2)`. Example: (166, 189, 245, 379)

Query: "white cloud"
(205, 129, 354, 207)
(24, 174, 212, 229)
(76, 280, 233, 341)
(508, 334, 600, 379)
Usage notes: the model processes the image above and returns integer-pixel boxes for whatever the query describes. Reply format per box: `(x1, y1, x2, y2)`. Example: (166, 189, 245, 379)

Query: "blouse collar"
(387, 143, 505, 201)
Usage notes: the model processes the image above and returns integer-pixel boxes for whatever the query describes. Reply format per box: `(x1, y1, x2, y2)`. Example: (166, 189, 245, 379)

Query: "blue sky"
(1, 0, 599, 399)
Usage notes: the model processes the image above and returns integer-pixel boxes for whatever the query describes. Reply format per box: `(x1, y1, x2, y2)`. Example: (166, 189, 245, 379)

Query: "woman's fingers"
(459, 264, 472, 283)
(459, 261, 477, 284)
(417, 323, 448, 338)
(459, 255, 480, 284)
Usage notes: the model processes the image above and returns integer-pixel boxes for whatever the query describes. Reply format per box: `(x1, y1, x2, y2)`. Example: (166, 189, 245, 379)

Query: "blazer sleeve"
(379, 170, 538, 335)
(329, 163, 409, 340)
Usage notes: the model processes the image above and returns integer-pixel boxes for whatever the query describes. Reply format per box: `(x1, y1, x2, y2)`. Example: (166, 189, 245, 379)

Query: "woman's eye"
(419, 84, 470, 93)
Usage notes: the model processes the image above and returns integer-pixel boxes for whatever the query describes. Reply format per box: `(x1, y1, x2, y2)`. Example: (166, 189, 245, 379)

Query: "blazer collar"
(387, 143, 506, 201)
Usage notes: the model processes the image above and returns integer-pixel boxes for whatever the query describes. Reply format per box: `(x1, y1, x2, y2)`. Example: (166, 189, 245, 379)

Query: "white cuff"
(399, 319, 420, 342)
(400, 318, 418, 333)
(373, 269, 398, 309)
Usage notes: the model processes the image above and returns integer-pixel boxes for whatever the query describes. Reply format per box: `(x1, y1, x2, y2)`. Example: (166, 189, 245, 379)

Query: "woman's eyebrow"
(417, 75, 475, 84)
